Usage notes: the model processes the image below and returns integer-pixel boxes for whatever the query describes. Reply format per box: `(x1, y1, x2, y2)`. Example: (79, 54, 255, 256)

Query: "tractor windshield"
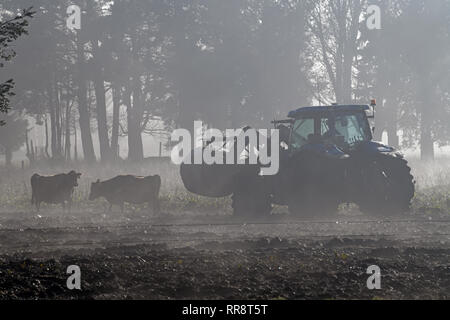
(290, 111, 371, 151)
(322, 112, 372, 148)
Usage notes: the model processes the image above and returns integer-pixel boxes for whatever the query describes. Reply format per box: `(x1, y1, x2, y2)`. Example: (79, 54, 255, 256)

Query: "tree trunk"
(93, 76, 111, 162)
(127, 80, 144, 162)
(335, 3, 345, 103)
(343, 1, 361, 104)
(386, 121, 399, 148)
(44, 117, 50, 159)
(419, 78, 434, 161)
(54, 80, 62, 157)
(76, 34, 96, 163)
(92, 40, 111, 163)
(47, 81, 58, 160)
(342, 51, 354, 104)
(4, 146, 12, 167)
(65, 101, 71, 161)
(74, 123, 78, 162)
(25, 129, 34, 164)
(420, 110, 434, 160)
(30, 139, 35, 164)
(111, 83, 121, 160)
(385, 100, 399, 149)
(127, 35, 145, 162)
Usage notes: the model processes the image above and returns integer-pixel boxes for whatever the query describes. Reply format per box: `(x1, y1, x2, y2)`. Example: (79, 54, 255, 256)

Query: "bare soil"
(0, 210, 448, 300)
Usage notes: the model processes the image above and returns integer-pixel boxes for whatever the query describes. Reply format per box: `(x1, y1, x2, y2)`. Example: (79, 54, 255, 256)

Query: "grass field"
(0, 157, 448, 217)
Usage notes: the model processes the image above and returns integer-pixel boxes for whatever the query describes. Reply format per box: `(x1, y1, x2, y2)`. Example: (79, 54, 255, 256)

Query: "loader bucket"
(180, 147, 260, 198)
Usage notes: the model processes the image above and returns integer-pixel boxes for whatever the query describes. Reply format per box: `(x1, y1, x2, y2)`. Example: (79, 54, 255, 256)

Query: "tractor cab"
(276, 105, 374, 153)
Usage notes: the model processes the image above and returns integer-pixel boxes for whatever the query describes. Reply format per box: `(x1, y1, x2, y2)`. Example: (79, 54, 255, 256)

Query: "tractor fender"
(357, 141, 401, 156)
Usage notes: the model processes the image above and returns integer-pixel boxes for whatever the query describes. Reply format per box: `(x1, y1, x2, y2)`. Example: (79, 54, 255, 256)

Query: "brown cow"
(31, 170, 82, 212)
(89, 175, 161, 213)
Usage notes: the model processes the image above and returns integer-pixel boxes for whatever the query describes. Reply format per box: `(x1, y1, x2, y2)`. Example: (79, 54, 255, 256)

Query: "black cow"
(89, 175, 161, 213)
(31, 171, 82, 212)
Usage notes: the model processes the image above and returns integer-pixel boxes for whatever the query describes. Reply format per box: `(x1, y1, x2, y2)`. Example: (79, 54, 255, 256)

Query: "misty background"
(0, 0, 450, 167)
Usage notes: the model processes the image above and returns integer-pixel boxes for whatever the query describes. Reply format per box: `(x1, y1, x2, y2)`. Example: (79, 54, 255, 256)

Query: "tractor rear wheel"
(355, 155, 415, 216)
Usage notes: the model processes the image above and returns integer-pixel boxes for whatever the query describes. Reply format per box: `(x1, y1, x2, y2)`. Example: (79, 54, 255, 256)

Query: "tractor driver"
(322, 118, 337, 140)
(322, 117, 348, 148)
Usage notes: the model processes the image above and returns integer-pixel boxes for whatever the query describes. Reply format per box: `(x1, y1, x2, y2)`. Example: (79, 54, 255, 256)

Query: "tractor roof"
(288, 105, 370, 119)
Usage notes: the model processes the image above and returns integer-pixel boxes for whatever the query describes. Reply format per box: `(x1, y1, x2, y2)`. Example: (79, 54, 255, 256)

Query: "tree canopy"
(1, 0, 449, 164)
(0, 7, 34, 123)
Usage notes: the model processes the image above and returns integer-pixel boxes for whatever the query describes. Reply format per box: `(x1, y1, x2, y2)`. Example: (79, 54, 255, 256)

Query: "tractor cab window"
(290, 118, 314, 150)
(326, 113, 371, 148)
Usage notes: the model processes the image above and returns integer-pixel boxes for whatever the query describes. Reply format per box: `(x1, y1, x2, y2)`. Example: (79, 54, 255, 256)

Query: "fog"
(0, 0, 449, 301)
(0, 0, 448, 165)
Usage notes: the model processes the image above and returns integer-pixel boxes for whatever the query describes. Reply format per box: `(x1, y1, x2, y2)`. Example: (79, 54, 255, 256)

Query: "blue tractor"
(180, 101, 415, 217)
